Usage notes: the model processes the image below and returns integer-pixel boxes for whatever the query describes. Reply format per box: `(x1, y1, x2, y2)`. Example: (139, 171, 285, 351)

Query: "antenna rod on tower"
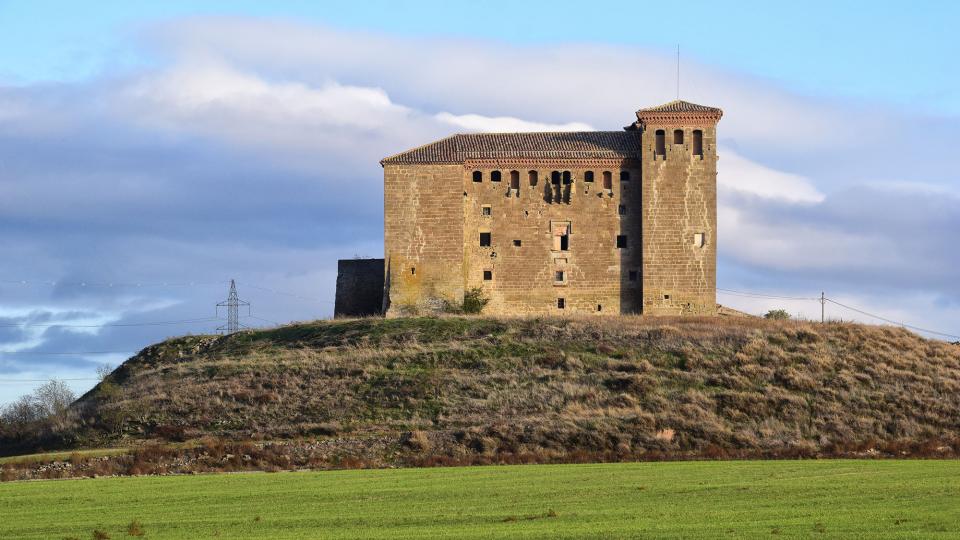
(676, 44, 680, 99)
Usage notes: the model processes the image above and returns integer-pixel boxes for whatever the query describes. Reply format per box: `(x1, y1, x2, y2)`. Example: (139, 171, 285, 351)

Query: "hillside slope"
(60, 315, 960, 462)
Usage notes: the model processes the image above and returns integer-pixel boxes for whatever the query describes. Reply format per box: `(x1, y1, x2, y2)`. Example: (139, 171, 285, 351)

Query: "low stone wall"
(334, 259, 385, 317)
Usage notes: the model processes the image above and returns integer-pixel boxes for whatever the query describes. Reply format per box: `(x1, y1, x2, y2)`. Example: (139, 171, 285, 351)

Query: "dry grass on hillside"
(3, 315, 960, 478)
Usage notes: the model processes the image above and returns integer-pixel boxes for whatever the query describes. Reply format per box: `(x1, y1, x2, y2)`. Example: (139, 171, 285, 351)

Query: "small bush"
(764, 309, 791, 320)
(126, 520, 144, 537)
(92, 530, 110, 540)
(462, 288, 489, 314)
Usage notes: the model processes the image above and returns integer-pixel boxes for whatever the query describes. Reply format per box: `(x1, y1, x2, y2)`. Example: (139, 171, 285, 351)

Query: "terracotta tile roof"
(636, 100, 722, 114)
(382, 131, 641, 165)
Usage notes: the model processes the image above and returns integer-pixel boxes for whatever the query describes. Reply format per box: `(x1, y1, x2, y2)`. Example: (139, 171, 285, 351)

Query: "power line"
(0, 316, 221, 329)
(717, 287, 959, 341)
(0, 279, 227, 288)
(0, 350, 135, 355)
(716, 288, 818, 301)
(247, 315, 282, 326)
(0, 378, 100, 383)
(239, 282, 334, 304)
(825, 298, 960, 340)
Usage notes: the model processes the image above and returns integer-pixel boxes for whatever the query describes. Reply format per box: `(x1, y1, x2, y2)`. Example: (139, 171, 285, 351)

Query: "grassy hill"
(3, 315, 960, 479)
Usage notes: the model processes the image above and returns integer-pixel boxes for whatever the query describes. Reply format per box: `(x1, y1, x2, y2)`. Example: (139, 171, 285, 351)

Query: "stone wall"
(640, 125, 718, 315)
(462, 160, 642, 315)
(334, 258, 385, 317)
(383, 164, 464, 315)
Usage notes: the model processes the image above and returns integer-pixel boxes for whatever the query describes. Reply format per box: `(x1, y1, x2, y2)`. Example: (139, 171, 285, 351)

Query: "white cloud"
(435, 112, 593, 133)
(719, 148, 824, 203)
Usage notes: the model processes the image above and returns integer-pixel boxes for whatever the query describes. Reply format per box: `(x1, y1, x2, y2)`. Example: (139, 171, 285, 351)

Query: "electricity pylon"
(217, 279, 249, 334)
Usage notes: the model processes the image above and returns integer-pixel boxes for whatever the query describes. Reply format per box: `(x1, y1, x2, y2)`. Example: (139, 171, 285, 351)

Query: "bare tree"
(33, 379, 75, 419)
(97, 363, 114, 381)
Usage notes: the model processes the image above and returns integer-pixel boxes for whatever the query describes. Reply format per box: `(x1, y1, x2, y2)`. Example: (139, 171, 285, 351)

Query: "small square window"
(555, 270, 565, 282)
(482, 205, 491, 216)
(557, 298, 565, 309)
(479, 232, 491, 247)
(584, 171, 594, 182)
(472, 171, 482, 182)
(663, 294, 671, 301)
(693, 233, 705, 247)
(483, 270, 492, 281)
(513, 239, 522, 247)
(616, 235, 628, 249)
(628, 270, 638, 282)
(491, 171, 502, 182)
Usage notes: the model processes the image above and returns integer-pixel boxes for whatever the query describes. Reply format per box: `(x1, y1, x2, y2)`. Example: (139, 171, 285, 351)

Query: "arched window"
(655, 130, 665, 157)
(472, 170, 482, 182)
(528, 170, 538, 186)
(509, 170, 520, 192)
(584, 171, 594, 183)
(562, 171, 572, 184)
(673, 129, 684, 144)
(692, 130, 703, 157)
(551, 171, 561, 185)
(620, 171, 630, 182)
(602, 171, 612, 190)
(491, 170, 502, 182)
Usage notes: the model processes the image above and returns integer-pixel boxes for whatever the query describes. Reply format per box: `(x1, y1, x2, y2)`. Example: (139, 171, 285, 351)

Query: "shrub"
(126, 520, 144, 537)
(462, 288, 489, 314)
(764, 309, 791, 320)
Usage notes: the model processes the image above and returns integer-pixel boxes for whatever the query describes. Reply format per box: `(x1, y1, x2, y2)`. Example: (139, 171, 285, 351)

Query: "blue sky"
(3, 1, 958, 112)
(0, 1, 959, 404)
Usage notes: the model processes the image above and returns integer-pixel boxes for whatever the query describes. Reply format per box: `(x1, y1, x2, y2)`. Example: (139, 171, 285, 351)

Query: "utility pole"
(820, 292, 826, 323)
(217, 279, 249, 334)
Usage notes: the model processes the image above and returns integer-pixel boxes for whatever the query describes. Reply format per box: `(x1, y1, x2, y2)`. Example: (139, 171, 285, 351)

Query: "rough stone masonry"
(335, 100, 722, 317)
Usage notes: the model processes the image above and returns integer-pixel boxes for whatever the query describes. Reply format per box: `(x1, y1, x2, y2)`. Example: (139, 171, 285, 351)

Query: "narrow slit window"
(673, 129, 684, 144)
(472, 170, 482, 182)
(655, 130, 665, 156)
(557, 298, 565, 309)
(602, 171, 612, 190)
(491, 170, 502, 182)
(528, 170, 538, 186)
(479, 232, 491, 247)
(483, 270, 492, 281)
(411, 267, 416, 275)
(616, 235, 628, 249)
(597, 304, 602, 312)
(584, 171, 594, 183)
(620, 171, 630, 182)
(693, 130, 703, 157)
(618, 204, 627, 215)
(555, 270, 565, 283)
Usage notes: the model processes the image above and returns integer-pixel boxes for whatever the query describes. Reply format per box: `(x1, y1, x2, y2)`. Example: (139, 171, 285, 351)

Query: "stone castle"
(334, 100, 722, 317)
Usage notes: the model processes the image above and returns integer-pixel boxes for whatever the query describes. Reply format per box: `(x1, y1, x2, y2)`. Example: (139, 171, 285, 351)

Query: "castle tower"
(630, 100, 723, 315)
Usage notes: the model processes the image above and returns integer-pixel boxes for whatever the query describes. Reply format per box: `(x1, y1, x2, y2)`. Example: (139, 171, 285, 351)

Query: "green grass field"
(1, 460, 958, 539)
